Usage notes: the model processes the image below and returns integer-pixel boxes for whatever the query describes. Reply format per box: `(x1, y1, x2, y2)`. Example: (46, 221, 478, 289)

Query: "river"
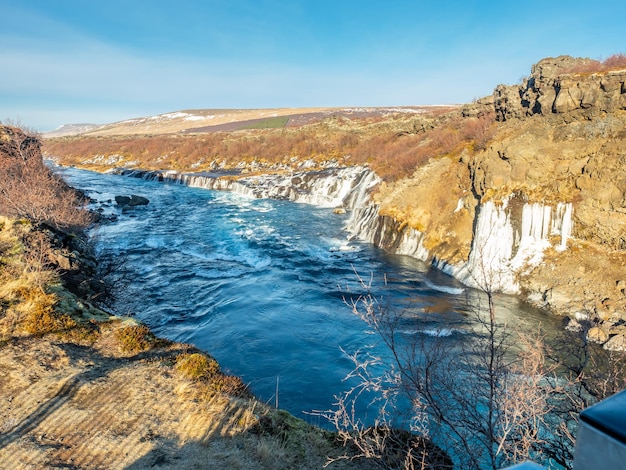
(59, 166, 562, 426)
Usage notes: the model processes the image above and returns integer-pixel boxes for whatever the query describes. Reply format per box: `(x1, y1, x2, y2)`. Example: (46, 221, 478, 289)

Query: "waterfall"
(112, 166, 575, 294)
(111, 166, 378, 209)
(343, 170, 381, 210)
(346, 204, 430, 262)
(442, 198, 574, 293)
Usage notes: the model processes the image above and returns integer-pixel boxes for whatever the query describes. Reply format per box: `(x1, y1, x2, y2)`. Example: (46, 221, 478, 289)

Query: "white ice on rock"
(440, 198, 574, 293)
(348, 195, 574, 294)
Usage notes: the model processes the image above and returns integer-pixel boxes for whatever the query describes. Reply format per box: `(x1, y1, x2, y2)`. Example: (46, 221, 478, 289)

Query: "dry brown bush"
(0, 125, 92, 232)
(603, 53, 626, 70)
(561, 53, 626, 74)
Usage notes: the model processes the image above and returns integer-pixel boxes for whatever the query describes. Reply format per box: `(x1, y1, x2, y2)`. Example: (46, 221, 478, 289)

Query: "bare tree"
(541, 321, 626, 468)
(318, 214, 561, 470)
(338, 277, 554, 469)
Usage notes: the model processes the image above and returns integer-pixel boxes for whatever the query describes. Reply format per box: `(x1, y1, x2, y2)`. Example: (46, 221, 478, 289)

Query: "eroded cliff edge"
(354, 56, 626, 348)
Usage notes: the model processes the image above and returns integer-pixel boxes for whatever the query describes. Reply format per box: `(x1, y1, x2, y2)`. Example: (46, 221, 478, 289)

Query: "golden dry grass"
(0, 322, 377, 469)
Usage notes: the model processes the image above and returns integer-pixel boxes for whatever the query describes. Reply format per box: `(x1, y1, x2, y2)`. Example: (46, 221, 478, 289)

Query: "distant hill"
(42, 123, 102, 138)
(43, 106, 452, 137)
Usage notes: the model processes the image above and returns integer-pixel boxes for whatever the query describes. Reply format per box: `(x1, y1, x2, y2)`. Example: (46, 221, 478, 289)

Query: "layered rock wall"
(347, 57, 626, 347)
(114, 166, 380, 211)
(494, 55, 626, 121)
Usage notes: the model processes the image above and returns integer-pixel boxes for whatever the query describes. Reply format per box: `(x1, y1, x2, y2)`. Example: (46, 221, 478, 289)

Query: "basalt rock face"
(349, 57, 626, 341)
(493, 56, 626, 121)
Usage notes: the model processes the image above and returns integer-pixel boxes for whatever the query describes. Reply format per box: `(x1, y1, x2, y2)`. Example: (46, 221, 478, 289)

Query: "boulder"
(115, 194, 150, 207)
(128, 195, 150, 206)
(564, 316, 583, 332)
(587, 326, 609, 344)
(609, 324, 626, 337)
(604, 334, 626, 352)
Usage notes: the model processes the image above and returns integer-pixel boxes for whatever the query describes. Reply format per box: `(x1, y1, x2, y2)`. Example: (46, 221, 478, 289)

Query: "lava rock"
(115, 195, 150, 207)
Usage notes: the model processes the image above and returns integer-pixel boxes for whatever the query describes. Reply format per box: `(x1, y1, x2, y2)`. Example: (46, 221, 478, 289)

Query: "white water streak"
(442, 198, 574, 293)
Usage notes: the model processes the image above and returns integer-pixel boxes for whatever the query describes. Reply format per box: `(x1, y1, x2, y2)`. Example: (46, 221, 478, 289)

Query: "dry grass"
(0, 217, 61, 339)
(175, 351, 250, 398)
(0, 322, 378, 469)
(114, 323, 162, 352)
(176, 352, 220, 380)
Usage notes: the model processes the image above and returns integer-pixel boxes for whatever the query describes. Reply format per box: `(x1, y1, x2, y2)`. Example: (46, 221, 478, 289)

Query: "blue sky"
(1, 1, 623, 131)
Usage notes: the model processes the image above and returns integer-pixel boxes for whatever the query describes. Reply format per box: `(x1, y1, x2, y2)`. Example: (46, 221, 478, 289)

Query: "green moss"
(175, 351, 248, 396)
(175, 352, 219, 380)
(114, 324, 163, 352)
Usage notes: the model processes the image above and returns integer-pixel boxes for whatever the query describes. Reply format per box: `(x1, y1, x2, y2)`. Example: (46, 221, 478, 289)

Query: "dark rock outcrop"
(115, 194, 150, 207)
(493, 56, 626, 121)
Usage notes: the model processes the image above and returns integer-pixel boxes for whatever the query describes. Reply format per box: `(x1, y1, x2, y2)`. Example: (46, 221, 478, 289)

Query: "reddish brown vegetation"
(0, 125, 92, 232)
(562, 53, 626, 75)
(45, 111, 496, 181)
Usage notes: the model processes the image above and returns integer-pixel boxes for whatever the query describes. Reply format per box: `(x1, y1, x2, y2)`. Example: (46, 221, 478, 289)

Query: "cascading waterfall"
(346, 204, 430, 261)
(113, 166, 574, 294)
(112, 166, 378, 210)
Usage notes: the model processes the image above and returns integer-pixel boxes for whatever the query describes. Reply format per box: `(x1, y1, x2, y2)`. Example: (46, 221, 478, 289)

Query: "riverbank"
(0, 215, 392, 469)
(0, 319, 352, 469)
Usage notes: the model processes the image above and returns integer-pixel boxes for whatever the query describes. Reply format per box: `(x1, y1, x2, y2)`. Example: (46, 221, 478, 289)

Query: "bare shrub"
(319, 261, 559, 470)
(461, 114, 496, 151)
(602, 53, 626, 70)
(561, 53, 626, 74)
(313, 345, 451, 469)
(0, 125, 92, 232)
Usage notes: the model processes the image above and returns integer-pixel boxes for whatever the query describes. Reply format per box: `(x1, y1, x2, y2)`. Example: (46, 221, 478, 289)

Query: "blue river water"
(59, 167, 560, 426)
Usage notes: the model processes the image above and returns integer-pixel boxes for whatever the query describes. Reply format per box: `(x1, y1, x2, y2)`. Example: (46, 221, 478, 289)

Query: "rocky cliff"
(494, 55, 626, 119)
(349, 56, 626, 349)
